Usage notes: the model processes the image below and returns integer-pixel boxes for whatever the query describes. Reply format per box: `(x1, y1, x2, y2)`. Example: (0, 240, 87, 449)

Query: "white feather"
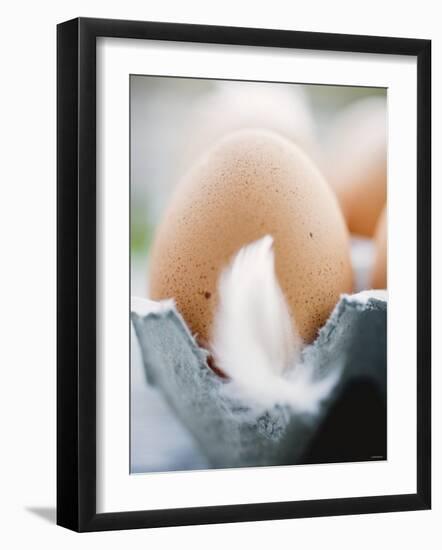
(210, 235, 340, 413)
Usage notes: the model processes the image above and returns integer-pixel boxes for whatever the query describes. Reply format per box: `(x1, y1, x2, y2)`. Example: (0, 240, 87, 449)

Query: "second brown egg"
(323, 97, 387, 237)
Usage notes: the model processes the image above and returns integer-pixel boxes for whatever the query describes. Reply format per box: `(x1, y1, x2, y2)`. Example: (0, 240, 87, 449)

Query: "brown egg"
(149, 130, 353, 346)
(371, 207, 387, 289)
(324, 97, 387, 237)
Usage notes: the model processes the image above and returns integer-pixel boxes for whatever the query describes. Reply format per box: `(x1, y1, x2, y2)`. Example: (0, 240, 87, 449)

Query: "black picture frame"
(57, 17, 431, 532)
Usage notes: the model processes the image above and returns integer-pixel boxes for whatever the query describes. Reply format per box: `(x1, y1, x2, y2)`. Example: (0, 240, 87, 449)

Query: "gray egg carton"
(131, 291, 386, 470)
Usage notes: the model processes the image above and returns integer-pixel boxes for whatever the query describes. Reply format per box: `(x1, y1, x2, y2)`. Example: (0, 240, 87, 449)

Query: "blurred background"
(130, 76, 387, 297)
(130, 76, 387, 474)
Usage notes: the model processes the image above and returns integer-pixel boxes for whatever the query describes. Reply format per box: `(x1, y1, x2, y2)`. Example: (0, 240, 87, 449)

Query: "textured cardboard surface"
(131, 291, 386, 470)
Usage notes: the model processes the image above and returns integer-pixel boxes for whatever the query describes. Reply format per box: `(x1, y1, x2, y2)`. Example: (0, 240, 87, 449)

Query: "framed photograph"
(57, 17, 431, 532)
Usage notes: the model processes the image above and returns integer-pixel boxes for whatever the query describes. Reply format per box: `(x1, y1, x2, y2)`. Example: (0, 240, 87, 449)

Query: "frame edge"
(56, 17, 432, 532)
(56, 17, 80, 531)
(416, 38, 431, 510)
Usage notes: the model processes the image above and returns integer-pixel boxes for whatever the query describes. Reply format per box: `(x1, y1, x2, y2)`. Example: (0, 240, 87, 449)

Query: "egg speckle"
(149, 130, 353, 345)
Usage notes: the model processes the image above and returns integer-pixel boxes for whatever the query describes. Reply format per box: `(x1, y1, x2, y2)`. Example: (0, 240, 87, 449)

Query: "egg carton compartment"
(131, 290, 386, 471)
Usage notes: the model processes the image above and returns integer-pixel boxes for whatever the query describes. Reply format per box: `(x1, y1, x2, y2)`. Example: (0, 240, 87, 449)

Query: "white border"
(97, 37, 417, 513)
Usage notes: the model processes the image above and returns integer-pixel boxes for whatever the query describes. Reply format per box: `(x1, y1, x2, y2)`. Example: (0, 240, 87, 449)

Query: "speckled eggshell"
(149, 130, 353, 346)
(324, 97, 387, 237)
(371, 207, 387, 289)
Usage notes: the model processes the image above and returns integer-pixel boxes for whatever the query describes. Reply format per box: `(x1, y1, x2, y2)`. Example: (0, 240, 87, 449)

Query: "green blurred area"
(131, 206, 154, 256)
(306, 84, 386, 111)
